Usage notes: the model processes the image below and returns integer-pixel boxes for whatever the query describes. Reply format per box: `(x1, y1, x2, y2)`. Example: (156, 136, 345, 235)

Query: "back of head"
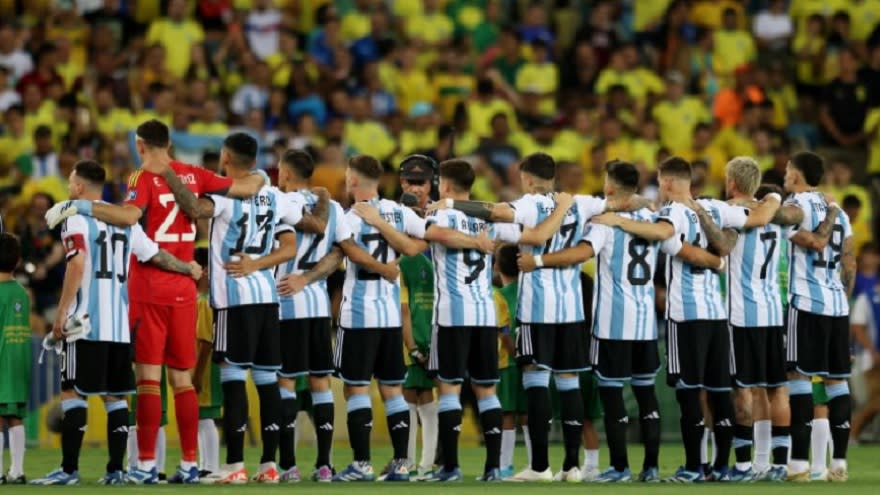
(280, 148, 315, 179)
(0, 232, 21, 273)
(605, 160, 639, 193)
(136, 119, 170, 148)
(439, 159, 475, 192)
(348, 154, 383, 181)
(223, 132, 258, 169)
(496, 243, 519, 279)
(790, 151, 825, 187)
(74, 160, 107, 188)
(658, 156, 692, 181)
(726, 156, 761, 196)
(520, 152, 556, 181)
(755, 183, 784, 200)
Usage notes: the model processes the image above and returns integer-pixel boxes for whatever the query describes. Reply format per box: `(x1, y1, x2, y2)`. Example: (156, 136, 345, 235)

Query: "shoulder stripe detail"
(128, 170, 143, 188)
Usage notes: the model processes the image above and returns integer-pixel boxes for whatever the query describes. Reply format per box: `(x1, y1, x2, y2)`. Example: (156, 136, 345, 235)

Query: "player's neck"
(352, 188, 379, 202)
(443, 192, 470, 201)
(78, 193, 102, 202)
(0, 273, 12, 282)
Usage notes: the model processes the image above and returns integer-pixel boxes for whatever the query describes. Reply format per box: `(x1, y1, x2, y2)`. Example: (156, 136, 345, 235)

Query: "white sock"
(417, 401, 438, 470)
(753, 420, 772, 471)
(127, 427, 139, 471)
(156, 426, 167, 474)
(501, 429, 516, 468)
(407, 404, 418, 466)
(522, 426, 533, 468)
(0, 432, 5, 476)
(199, 419, 220, 473)
(701, 428, 710, 464)
(8, 425, 25, 477)
(830, 458, 846, 471)
(811, 419, 830, 473)
(584, 449, 599, 470)
(710, 430, 717, 465)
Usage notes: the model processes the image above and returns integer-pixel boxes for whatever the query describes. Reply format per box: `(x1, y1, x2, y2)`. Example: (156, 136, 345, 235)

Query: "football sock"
(633, 382, 660, 470)
(500, 428, 515, 468)
(788, 380, 813, 463)
(198, 419, 220, 473)
(0, 432, 4, 477)
(279, 386, 297, 470)
(135, 380, 162, 467)
(811, 418, 830, 473)
(676, 388, 703, 472)
(523, 370, 551, 472)
(312, 390, 334, 468)
(61, 398, 87, 474)
(522, 426, 533, 467)
(173, 386, 200, 464)
(407, 403, 418, 466)
(127, 428, 138, 471)
(555, 376, 584, 471)
(477, 395, 503, 472)
(253, 370, 282, 465)
(771, 426, 791, 467)
(599, 383, 629, 471)
(733, 423, 753, 470)
(156, 426, 166, 473)
(709, 391, 734, 471)
(8, 424, 25, 478)
(438, 393, 462, 470)
(385, 395, 410, 460)
(826, 383, 851, 462)
(417, 401, 438, 471)
(346, 393, 372, 463)
(753, 419, 772, 470)
(220, 367, 248, 465)
(105, 401, 129, 473)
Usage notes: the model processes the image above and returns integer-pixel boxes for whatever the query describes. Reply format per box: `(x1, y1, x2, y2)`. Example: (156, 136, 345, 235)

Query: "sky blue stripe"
(352, 219, 370, 328)
(742, 229, 757, 327)
(87, 217, 102, 341)
(681, 218, 697, 320)
(446, 215, 463, 325)
(806, 205, 824, 314)
(610, 228, 625, 339)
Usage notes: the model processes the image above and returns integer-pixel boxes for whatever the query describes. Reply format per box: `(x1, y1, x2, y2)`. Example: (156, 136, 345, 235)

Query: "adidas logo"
(78, 426, 88, 432)
(643, 411, 660, 420)
(286, 421, 297, 429)
(716, 419, 732, 427)
(236, 425, 247, 433)
(318, 423, 334, 431)
(391, 421, 408, 431)
(563, 420, 583, 426)
(365, 421, 373, 428)
(264, 423, 280, 432)
(113, 425, 129, 434)
(485, 427, 502, 435)
(834, 421, 851, 429)
(453, 425, 462, 432)
(617, 417, 630, 424)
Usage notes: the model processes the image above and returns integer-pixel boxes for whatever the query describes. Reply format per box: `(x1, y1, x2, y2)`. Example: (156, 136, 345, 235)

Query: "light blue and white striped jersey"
(785, 191, 852, 317)
(511, 194, 605, 324)
(659, 199, 748, 322)
(427, 208, 522, 327)
(585, 208, 658, 341)
(728, 220, 784, 327)
(209, 186, 304, 309)
(340, 198, 426, 329)
(61, 213, 158, 343)
(276, 192, 353, 320)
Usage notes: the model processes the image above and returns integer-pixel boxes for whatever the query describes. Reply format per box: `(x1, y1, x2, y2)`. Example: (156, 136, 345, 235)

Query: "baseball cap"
(399, 155, 435, 182)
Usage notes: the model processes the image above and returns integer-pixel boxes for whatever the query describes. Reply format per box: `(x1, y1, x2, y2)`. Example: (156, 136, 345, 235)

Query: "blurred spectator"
(16, 42, 62, 96)
(340, 0, 372, 43)
(820, 47, 869, 148)
(651, 71, 710, 153)
(860, 44, 880, 107)
(0, 23, 33, 84)
(0, 66, 21, 111)
(15, 125, 57, 181)
(713, 8, 756, 80)
(230, 61, 270, 117)
(245, 0, 283, 61)
(477, 112, 519, 178)
(753, 0, 793, 54)
(146, 0, 205, 79)
(13, 192, 65, 314)
(518, 2, 554, 46)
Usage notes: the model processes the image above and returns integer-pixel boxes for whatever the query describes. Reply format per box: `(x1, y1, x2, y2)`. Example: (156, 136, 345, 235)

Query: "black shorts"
(334, 327, 406, 385)
(213, 304, 281, 370)
(590, 337, 660, 382)
(61, 340, 134, 396)
(516, 322, 589, 372)
(279, 318, 334, 378)
(731, 326, 787, 388)
(786, 307, 851, 378)
(666, 320, 731, 391)
(428, 326, 499, 385)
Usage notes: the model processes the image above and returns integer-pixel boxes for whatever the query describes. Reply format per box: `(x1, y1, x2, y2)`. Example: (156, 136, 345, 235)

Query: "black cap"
(399, 155, 435, 182)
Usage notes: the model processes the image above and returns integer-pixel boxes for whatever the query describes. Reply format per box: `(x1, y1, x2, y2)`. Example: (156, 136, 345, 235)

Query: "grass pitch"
(9, 443, 880, 494)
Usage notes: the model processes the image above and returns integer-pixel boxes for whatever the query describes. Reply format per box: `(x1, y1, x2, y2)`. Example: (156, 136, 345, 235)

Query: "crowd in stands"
(0, 0, 879, 323)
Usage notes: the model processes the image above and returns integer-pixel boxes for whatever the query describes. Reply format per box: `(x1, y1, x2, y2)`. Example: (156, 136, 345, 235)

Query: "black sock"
(438, 409, 462, 470)
(828, 394, 852, 461)
(559, 388, 585, 471)
(479, 408, 503, 471)
(734, 423, 753, 464)
(347, 407, 372, 462)
(61, 405, 87, 474)
(676, 388, 703, 472)
(257, 384, 282, 464)
(633, 385, 660, 470)
(771, 426, 790, 465)
(526, 387, 551, 472)
(600, 386, 629, 471)
(709, 391, 734, 470)
(386, 411, 410, 460)
(222, 380, 248, 464)
(313, 402, 334, 468)
(789, 393, 813, 461)
(106, 408, 129, 473)
(279, 396, 298, 469)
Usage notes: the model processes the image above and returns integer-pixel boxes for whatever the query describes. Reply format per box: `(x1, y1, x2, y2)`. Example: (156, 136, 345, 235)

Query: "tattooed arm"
(160, 167, 215, 219)
(429, 199, 516, 222)
(277, 246, 344, 296)
(149, 249, 201, 278)
(690, 203, 738, 256)
(840, 236, 856, 297)
(790, 205, 840, 251)
(771, 204, 804, 226)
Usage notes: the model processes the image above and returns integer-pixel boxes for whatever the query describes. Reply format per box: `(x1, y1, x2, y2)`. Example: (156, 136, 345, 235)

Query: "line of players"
(30, 117, 855, 484)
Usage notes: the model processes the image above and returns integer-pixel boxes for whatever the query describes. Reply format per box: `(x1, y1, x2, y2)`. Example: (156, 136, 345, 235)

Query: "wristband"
(446, 198, 453, 209)
(73, 199, 93, 216)
(766, 193, 782, 203)
(717, 257, 726, 272)
(534, 255, 544, 268)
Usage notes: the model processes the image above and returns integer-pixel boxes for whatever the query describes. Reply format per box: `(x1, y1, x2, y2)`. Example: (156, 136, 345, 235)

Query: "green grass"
(9, 444, 880, 494)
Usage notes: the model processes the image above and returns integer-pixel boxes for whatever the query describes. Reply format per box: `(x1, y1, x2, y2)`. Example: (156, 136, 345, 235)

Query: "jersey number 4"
(357, 233, 390, 281)
(155, 193, 197, 243)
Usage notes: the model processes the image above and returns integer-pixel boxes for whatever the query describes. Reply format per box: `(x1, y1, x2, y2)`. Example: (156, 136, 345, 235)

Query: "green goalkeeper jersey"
(0, 279, 31, 404)
(400, 254, 434, 364)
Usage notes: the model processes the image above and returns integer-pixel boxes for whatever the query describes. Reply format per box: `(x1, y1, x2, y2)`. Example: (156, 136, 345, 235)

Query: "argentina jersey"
(428, 208, 522, 327)
(660, 199, 747, 322)
(277, 192, 352, 320)
(209, 186, 304, 309)
(340, 198, 426, 329)
(585, 208, 658, 340)
(61, 213, 158, 343)
(512, 194, 605, 324)
(728, 222, 784, 327)
(786, 191, 852, 317)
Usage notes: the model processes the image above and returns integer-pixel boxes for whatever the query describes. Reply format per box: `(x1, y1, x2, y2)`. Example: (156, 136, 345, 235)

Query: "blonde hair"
(725, 156, 761, 196)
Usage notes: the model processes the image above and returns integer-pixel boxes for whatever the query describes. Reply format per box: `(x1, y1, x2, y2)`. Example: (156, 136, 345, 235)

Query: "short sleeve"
(207, 194, 230, 219)
(194, 166, 234, 195)
(61, 216, 88, 260)
(575, 195, 606, 219)
(851, 294, 870, 326)
(583, 222, 610, 252)
(784, 195, 810, 240)
(660, 232, 683, 256)
(425, 209, 447, 228)
(332, 203, 353, 243)
(130, 224, 160, 262)
(124, 170, 151, 210)
(402, 206, 426, 238)
(510, 197, 538, 226)
(277, 191, 304, 226)
(494, 223, 522, 244)
(657, 206, 683, 256)
(716, 201, 748, 230)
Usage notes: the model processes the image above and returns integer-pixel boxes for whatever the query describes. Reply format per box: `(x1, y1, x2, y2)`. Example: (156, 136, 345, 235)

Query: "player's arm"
(428, 199, 516, 222)
(226, 231, 298, 278)
(148, 249, 203, 279)
(518, 193, 576, 245)
(517, 241, 595, 272)
(45, 200, 143, 229)
(789, 205, 841, 251)
(424, 225, 494, 253)
(338, 238, 400, 281)
(687, 200, 738, 256)
(742, 194, 781, 228)
(592, 213, 675, 241)
(840, 235, 856, 297)
(771, 203, 805, 226)
(675, 244, 725, 271)
(53, 252, 84, 340)
(159, 167, 216, 219)
(351, 203, 428, 256)
(293, 190, 330, 234)
(277, 245, 344, 296)
(604, 194, 653, 213)
(400, 280, 427, 365)
(225, 172, 269, 197)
